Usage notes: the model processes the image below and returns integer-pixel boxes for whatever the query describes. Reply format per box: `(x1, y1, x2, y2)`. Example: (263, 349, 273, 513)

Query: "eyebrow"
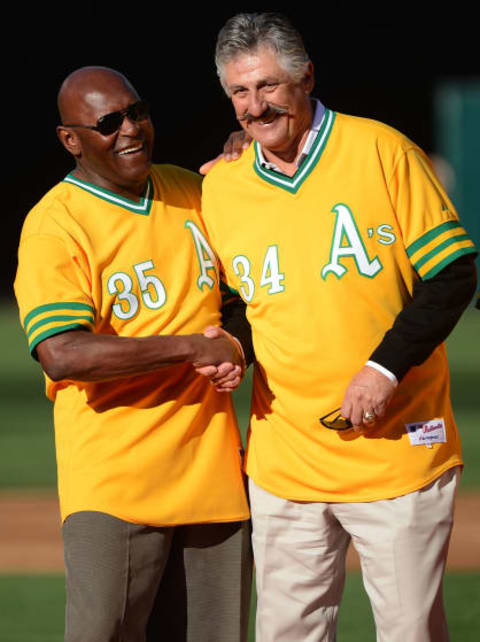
(230, 77, 281, 91)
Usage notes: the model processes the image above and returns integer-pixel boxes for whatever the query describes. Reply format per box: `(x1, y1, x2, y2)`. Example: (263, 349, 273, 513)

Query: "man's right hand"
(194, 326, 245, 391)
(199, 131, 252, 175)
(189, 330, 244, 370)
(36, 327, 244, 384)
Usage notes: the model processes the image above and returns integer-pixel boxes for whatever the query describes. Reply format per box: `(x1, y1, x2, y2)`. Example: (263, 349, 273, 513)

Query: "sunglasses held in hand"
(64, 100, 150, 136)
(319, 408, 353, 431)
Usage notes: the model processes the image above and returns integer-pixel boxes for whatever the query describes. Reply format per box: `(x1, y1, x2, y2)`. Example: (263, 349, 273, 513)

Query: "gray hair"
(215, 13, 311, 95)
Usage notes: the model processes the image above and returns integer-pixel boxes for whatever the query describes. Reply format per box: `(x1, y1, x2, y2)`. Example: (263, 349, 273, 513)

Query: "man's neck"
(261, 127, 312, 178)
(72, 166, 149, 203)
(259, 99, 315, 177)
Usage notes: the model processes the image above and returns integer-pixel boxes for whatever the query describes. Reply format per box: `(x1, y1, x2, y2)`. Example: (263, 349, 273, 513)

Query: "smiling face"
(224, 46, 314, 163)
(57, 69, 154, 199)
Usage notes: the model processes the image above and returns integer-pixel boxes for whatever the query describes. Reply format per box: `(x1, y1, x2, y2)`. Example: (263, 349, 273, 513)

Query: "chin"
(257, 134, 289, 152)
(124, 162, 151, 184)
(250, 125, 286, 146)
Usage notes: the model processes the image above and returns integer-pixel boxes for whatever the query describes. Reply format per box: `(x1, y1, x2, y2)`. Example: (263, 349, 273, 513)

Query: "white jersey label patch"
(406, 418, 447, 448)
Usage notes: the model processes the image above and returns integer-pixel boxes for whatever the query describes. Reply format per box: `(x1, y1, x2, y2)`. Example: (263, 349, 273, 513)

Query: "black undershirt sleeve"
(220, 283, 255, 367)
(369, 255, 477, 381)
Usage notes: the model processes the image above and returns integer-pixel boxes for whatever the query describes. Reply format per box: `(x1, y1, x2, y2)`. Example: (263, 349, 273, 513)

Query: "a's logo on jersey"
(185, 221, 218, 290)
(376, 224, 396, 246)
(321, 204, 385, 280)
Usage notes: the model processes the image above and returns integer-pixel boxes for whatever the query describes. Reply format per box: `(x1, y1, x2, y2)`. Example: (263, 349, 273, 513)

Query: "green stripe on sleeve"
(406, 220, 462, 258)
(421, 247, 478, 280)
(24, 302, 94, 332)
(29, 323, 92, 357)
(412, 234, 471, 272)
(27, 314, 94, 339)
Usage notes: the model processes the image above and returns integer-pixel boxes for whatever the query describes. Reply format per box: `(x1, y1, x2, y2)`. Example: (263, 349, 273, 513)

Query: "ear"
(302, 62, 315, 95)
(56, 126, 82, 158)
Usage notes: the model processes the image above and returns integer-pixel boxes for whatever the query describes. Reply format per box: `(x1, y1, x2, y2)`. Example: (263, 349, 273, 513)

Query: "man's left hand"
(340, 365, 396, 432)
(199, 131, 252, 175)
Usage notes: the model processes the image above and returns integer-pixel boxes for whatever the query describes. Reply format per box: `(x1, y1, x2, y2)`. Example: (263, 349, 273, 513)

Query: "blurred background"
(1, 5, 479, 640)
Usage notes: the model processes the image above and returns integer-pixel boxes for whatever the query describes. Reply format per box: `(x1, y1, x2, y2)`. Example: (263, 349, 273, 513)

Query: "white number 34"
(233, 245, 285, 302)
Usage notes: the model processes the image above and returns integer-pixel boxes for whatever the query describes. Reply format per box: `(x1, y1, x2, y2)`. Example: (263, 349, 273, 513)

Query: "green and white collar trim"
(63, 173, 153, 215)
(253, 104, 336, 194)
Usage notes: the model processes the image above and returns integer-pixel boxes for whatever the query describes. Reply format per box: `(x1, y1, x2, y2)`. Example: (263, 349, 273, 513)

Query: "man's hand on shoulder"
(340, 365, 396, 432)
(199, 131, 252, 175)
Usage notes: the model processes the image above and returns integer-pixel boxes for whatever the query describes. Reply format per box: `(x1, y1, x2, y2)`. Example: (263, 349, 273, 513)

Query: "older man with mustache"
(201, 12, 477, 642)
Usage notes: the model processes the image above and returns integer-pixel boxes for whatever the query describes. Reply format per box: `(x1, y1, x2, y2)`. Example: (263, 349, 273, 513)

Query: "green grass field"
(0, 572, 479, 642)
(0, 300, 478, 640)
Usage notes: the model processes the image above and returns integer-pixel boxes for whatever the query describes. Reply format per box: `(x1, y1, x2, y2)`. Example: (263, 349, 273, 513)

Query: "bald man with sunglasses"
(14, 67, 253, 642)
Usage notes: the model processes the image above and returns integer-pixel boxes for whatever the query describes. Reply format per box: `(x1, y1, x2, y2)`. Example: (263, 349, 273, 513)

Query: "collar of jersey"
(63, 173, 153, 215)
(253, 108, 336, 194)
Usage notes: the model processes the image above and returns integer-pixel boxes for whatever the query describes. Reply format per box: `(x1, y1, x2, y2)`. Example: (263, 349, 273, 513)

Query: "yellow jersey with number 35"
(202, 110, 476, 503)
(15, 164, 249, 525)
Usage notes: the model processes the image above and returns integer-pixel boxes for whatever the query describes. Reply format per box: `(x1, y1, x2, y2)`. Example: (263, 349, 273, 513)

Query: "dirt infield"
(1, 492, 479, 573)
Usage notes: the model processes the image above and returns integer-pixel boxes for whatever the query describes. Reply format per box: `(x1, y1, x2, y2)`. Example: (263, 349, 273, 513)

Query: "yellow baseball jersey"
(202, 110, 477, 503)
(15, 164, 249, 525)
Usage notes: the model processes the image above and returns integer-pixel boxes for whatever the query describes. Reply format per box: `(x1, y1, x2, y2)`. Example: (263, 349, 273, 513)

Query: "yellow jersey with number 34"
(202, 110, 476, 503)
(15, 164, 249, 525)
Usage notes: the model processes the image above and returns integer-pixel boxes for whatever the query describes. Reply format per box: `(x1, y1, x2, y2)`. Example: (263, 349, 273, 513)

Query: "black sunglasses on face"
(63, 100, 150, 136)
(319, 408, 353, 431)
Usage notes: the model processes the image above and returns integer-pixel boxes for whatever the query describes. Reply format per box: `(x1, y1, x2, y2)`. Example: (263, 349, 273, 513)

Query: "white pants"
(249, 467, 459, 642)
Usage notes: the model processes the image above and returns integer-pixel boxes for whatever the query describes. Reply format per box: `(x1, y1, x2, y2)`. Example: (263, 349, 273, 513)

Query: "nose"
(246, 90, 267, 118)
(119, 114, 142, 135)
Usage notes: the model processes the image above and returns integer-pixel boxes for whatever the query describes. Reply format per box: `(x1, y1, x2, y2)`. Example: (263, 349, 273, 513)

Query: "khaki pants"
(63, 512, 252, 642)
(250, 467, 459, 642)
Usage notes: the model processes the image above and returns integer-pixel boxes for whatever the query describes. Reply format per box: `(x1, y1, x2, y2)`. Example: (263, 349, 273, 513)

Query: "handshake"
(191, 326, 246, 392)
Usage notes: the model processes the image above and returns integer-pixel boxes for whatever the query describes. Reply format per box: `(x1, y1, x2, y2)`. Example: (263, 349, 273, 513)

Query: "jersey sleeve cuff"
(365, 361, 398, 386)
(406, 220, 478, 280)
(29, 323, 93, 360)
(23, 302, 95, 359)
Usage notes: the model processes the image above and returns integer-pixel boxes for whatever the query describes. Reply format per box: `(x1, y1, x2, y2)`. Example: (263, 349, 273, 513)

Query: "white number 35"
(108, 260, 167, 320)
